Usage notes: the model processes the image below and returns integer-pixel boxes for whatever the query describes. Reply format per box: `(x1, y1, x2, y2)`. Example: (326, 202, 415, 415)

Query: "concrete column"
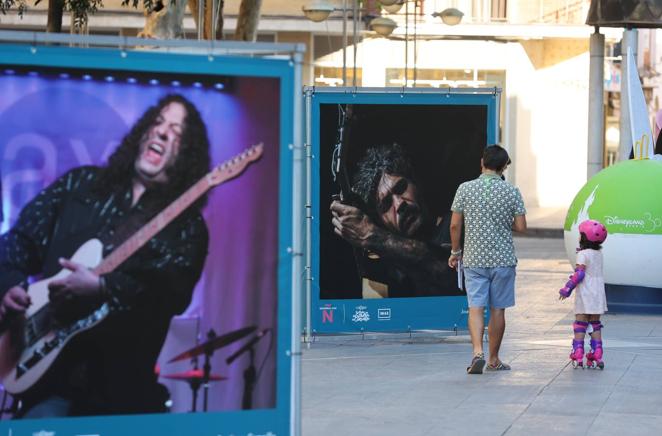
(587, 29, 605, 177)
(619, 28, 638, 161)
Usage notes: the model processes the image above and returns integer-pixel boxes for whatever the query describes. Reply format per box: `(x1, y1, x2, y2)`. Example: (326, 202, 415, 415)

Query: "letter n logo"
(322, 309, 333, 323)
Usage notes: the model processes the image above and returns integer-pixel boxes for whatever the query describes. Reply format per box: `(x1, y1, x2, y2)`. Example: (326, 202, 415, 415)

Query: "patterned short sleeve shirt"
(451, 174, 526, 267)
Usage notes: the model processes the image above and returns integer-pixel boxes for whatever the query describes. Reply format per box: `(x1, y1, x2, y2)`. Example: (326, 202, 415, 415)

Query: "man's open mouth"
(145, 143, 165, 163)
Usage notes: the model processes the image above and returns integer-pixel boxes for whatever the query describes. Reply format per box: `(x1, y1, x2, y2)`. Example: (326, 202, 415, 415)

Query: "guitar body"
(0, 239, 105, 395)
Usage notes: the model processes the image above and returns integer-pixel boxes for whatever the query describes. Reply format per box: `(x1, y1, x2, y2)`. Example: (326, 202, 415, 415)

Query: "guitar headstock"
(207, 143, 264, 187)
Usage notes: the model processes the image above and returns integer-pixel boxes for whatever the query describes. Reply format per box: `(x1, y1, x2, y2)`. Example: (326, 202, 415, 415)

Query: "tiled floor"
(302, 237, 662, 435)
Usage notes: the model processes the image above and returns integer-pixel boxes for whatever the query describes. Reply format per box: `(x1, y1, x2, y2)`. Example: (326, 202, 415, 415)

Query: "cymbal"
(167, 325, 257, 363)
(161, 369, 226, 382)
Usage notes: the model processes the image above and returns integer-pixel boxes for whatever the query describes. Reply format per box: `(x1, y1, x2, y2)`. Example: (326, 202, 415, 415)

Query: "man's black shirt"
(0, 166, 209, 414)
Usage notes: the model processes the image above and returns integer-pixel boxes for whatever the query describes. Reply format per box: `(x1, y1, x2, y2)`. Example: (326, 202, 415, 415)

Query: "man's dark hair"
(352, 143, 415, 214)
(96, 94, 211, 212)
(482, 144, 511, 172)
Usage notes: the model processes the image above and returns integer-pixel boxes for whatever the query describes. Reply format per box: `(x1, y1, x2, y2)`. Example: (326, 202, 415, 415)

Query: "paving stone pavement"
(301, 237, 662, 436)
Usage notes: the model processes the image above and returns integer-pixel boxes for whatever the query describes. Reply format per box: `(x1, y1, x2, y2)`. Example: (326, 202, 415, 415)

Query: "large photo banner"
(309, 89, 500, 333)
(0, 44, 295, 435)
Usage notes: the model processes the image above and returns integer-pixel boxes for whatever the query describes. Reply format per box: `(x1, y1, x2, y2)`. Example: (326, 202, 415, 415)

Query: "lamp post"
(303, 1, 462, 88)
(397, 2, 464, 87)
(303, 0, 366, 86)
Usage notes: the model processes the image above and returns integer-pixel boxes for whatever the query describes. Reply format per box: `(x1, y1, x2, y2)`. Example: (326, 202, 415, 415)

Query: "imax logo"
(377, 308, 391, 320)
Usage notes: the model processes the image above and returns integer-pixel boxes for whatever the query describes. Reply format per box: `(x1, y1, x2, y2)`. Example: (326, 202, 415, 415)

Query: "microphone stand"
(189, 321, 202, 413)
(202, 328, 216, 412)
(226, 329, 269, 410)
(241, 348, 257, 410)
(190, 374, 201, 413)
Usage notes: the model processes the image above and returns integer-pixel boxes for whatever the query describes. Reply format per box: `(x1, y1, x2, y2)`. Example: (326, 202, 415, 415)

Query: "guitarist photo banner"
(310, 89, 500, 333)
(0, 45, 296, 436)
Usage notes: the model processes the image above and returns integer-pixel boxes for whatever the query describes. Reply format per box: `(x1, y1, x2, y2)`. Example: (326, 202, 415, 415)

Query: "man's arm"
(511, 187, 527, 234)
(513, 214, 527, 233)
(330, 201, 452, 284)
(0, 169, 86, 320)
(448, 212, 463, 269)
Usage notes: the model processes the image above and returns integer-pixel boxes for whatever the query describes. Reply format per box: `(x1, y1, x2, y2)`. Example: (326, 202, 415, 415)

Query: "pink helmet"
(579, 219, 607, 243)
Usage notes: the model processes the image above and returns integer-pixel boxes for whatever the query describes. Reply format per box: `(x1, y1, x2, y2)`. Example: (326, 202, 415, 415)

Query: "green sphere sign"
(563, 159, 662, 288)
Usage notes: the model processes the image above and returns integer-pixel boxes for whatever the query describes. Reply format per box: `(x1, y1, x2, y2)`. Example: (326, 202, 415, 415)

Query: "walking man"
(448, 145, 527, 374)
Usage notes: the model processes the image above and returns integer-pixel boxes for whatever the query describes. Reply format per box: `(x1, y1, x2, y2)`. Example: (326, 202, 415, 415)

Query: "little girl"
(559, 219, 608, 369)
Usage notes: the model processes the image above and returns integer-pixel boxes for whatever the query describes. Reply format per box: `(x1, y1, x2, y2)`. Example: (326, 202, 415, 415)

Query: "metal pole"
(290, 50, 304, 436)
(352, 0, 358, 87)
(404, 0, 409, 87)
(211, 0, 217, 40)
(619, 28, 637, 161)
(587, 28, 605, 177)
(197, 0, 204, 40)
(342, 0, 347, 85)
(304, 88, 313, 346)
(413, 0, 418, 86)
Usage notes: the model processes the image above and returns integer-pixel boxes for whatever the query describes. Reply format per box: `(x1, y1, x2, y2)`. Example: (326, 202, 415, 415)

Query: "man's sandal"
(466, 353, 486, 374)
(485, 361, 511, 371)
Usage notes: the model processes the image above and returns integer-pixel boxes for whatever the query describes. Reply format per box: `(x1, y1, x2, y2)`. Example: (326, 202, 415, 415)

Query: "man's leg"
(464, 268, 489, 373)
(469, 307, 486, 356)
(485, 267, 516, 368)
(487, 308, 505, 366)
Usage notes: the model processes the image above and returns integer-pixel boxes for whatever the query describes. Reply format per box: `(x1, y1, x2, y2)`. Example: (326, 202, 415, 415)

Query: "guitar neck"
(93, 177, 210, 276)
(91, 142, 263, 276)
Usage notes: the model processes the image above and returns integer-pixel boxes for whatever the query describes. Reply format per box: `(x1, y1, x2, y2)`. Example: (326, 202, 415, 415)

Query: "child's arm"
(559, 264, 586, 300)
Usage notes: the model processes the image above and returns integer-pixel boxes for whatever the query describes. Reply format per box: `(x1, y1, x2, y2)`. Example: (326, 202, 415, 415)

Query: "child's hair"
(579, 232, 602, 250)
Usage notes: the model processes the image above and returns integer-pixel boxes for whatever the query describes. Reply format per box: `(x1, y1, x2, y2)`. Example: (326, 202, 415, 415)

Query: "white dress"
(574, 249, 608, 315)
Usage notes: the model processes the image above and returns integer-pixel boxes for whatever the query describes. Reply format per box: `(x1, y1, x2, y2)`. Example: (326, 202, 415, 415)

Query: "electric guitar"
(0, 143, 264, 395)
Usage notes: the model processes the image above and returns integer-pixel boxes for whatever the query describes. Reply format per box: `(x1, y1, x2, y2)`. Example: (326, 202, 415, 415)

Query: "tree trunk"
(139, 0, 189, 39)
(190, 0, 224, 39)
(204, 0, 224, 39)
(46, 0, 64, 33)
(234, 0, 262, 41)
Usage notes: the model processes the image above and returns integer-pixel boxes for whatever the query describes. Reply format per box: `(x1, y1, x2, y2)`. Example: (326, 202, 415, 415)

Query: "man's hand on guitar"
(48, 257, 102, 303)
(330, 200, 381, 249)
(0, 286, 31, 322)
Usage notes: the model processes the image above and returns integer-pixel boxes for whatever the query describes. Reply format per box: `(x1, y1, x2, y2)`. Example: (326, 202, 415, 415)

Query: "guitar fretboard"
(93, 176, 210, 276)
(90, 142, 262, 276)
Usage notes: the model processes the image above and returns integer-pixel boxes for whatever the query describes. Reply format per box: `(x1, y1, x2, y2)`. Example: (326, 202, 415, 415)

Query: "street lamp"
(432, 7, 464, 26)
(301, 1, 335, 22)
(382, 1, 404, 14)
(369, 17, 397, 37)
(400, 3, 464, 87)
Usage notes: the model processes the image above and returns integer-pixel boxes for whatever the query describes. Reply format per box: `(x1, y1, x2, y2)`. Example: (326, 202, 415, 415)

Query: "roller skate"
(569, 339, 585, 369)
(585, 339, 604, 370)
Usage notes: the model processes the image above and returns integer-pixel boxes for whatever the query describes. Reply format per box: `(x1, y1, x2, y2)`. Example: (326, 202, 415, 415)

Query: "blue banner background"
(0, 43, 295, 436)
(310, 90, 499, 334)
